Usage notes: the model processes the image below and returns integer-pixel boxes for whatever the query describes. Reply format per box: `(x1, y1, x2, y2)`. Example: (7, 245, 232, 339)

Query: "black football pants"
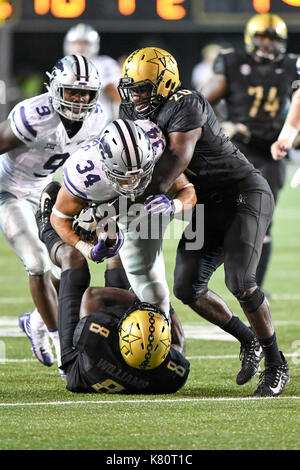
(173, 173, 274, 303)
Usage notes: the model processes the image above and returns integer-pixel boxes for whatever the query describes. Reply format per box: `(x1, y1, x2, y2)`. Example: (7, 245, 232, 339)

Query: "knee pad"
(140, 281, 169, 315)
(237, 288, 265, 313)
(173, 282, 208, 304)
(26, 252, 51, 276)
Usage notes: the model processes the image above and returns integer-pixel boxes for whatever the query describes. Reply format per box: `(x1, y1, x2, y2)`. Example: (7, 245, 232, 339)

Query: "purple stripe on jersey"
(12, 111, 32, 142)
(63, 167, 88, 199)
(20, 106, 37, 137)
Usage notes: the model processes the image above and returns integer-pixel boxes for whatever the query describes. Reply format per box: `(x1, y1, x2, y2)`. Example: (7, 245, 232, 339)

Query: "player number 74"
(248, 85, 279, 118)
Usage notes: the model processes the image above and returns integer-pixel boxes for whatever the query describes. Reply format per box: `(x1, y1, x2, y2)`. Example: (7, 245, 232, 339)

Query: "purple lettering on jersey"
(20, 106, 37, 137)
(63, 167, 88, 200)
(12, 111, 32, 142)
(54, 60, 64, 72)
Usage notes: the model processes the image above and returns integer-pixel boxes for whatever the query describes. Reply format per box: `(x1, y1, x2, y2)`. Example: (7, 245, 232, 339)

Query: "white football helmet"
(47, 55, 101, 121)
(63, 23, 100, 58)
(99, 119, 155, 201)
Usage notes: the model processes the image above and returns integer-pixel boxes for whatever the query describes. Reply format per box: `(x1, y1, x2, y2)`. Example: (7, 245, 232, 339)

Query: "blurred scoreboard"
(2, 0, 300, 31)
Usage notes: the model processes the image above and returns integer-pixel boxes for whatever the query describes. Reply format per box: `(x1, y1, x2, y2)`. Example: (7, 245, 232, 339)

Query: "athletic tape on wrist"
(278, 123, 299, 147)
(173, 198, 183, 214)
(75, 240, 93, 258)
(52, 206, 74, 220)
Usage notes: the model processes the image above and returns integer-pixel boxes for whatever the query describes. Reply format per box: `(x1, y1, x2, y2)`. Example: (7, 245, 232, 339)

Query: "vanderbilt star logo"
(160, 336, 171, 360)
(237, 194, 247, 205)
(120, 321, 141, 355)
(147, 49, 176, 77)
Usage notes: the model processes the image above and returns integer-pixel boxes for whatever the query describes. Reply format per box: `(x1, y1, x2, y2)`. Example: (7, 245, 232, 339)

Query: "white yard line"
(0, 396, 299, 407)
(0, 352, 299, 363)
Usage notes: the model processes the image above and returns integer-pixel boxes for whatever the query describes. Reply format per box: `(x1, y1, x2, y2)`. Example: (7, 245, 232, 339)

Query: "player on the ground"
(36, 180, 190, 393)
(205, 13, 300, 292)
(62, 288, 190, 394)
(63, 23, 121, 125)
(117, 46, 290, 397)
(50, 118, 196, 320)
(0, 54, 104, 370)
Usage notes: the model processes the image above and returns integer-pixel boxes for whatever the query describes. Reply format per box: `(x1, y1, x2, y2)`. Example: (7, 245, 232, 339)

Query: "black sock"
(258, 333, 283, 365)
(42, 226, 62, 255)
(221, 315, 254, 344)
(58, 267, 90, 365)
(256, 240, 272, 288)
(104, 267, 131, 291)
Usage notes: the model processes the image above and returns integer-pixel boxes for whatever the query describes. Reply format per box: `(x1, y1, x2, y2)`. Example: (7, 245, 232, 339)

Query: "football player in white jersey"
(63, 23, 121, 125)
(0, 54, 105, 370)
(50, 118, 196, 318)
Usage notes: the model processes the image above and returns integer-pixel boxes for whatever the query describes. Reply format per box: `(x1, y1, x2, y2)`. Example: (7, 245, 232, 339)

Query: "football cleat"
(236, 336, 264, 385)
(36, 181, 61, 241)
(254, 352, 290, 397)
(19, 312, 54, 366)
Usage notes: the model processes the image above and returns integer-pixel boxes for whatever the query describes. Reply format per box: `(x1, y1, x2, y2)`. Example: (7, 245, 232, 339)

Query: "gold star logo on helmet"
(119, 47, 180, 118)
(147, 48, 177, 79)
(119, 321, 141, 356)
(119, 306, 171, 369)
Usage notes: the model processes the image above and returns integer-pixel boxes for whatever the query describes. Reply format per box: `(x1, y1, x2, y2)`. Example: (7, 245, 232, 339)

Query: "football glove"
(73, 205, 98, 243)
(144, 194, 174, 216)
(90, 230, 124, 263)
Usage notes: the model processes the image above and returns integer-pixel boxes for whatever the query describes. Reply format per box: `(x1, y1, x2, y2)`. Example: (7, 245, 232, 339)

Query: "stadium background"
(1, 0, 300, 453)
(2, 0, 300, 118)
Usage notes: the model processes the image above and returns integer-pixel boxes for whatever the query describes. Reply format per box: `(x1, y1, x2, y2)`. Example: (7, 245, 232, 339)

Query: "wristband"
(172, 198, 183, 214)
(52, 206, 74, 220)
(75, 240, 94, 258)
(278, 123, 299, 147)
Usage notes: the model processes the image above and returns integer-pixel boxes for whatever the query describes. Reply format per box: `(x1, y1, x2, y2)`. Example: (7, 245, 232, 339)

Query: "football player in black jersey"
(205, 13, 300, 292)
(118, 46, 290, 397)
(36, 182, 189, 394)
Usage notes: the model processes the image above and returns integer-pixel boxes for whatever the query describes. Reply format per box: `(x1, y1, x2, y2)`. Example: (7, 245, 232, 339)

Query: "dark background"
(11, 31, 300, 89)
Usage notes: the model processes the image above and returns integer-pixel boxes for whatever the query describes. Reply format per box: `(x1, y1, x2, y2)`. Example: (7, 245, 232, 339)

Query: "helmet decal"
(119, 47, 180, 117)
(118, 304, 171, 370)
(146, 48, 178, 79)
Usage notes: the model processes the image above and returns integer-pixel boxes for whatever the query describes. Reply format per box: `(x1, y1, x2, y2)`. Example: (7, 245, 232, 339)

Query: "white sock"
(30, 308, 46, 330)
(48, 329, 61, 367)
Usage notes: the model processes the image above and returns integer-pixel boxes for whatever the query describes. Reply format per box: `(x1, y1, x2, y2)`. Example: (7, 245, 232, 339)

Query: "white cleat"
(19, 312, 54, 366)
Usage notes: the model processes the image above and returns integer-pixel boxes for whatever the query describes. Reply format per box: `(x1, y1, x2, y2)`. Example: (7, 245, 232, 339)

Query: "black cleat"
(254, 352, 290, 397)
(236, 336, 264, 385)
(36, 181, 61, 241)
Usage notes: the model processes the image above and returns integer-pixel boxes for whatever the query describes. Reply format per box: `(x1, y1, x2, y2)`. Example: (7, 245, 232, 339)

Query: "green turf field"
(0, 164, 300, 451)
